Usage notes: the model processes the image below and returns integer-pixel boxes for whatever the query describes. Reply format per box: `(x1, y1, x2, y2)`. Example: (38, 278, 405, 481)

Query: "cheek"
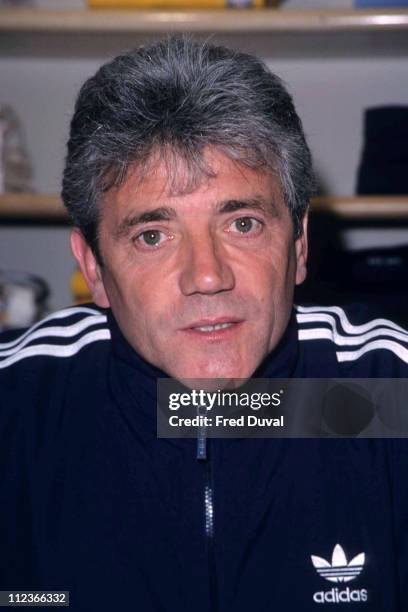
(108, 268, 173, 340)
(247, 244, 294, 291)
(252, 247, 297, 326)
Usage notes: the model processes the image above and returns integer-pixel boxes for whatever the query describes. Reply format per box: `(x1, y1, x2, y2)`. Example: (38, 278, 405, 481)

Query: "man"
(0, 37, 407, 611)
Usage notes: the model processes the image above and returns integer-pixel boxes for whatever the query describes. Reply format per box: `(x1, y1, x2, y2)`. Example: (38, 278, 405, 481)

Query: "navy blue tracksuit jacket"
(0, 303, 407, 611)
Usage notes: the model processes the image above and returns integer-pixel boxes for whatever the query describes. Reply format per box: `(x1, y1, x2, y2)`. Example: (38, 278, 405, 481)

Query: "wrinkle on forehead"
(122, 145, 216, 199)
(109, 143, 277, 201)
(101, 146, 286, 242)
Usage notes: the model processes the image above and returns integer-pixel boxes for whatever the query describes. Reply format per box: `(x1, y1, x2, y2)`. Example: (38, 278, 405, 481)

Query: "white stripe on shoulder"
(0, 329, 111, 370)
(337, 340, 408, 364)
(0, 314, 107, 357)
(296, 304, 407, 335)
(297, 314, 408, 346)
(0, 306, 105, 350)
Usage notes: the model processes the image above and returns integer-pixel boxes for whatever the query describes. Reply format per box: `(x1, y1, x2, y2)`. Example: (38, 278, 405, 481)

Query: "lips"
(182, 318, 243, 338)
(193, 322, 234, 332)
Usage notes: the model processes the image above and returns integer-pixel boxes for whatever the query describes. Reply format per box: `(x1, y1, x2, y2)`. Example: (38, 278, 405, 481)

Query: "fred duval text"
(168, 415, 284, 428)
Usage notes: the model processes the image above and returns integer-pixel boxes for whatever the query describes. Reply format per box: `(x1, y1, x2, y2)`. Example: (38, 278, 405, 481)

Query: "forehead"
(102, 147, 285, 224)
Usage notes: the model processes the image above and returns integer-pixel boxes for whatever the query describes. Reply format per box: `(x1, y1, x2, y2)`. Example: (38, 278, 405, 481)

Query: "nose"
(179, 232, 235, 296)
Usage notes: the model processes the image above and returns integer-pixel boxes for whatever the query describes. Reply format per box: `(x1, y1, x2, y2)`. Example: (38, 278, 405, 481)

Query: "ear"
(294, 213, 308, 286)
(70, 228, 110, 308)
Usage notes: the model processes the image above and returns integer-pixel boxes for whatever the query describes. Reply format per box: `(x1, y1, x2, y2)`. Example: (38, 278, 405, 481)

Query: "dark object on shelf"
(357, 106, 408, 195)
(296, 243, 408, 327)
(0, 270, 49, 330)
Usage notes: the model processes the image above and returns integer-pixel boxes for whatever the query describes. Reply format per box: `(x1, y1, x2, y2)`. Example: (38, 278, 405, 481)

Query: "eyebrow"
(216, 197, 279, 217)
(114, 206, 177, 240)
(114, 197, 279, 240)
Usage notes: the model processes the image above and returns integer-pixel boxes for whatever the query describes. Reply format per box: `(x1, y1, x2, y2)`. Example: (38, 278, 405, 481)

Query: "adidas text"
(313, 587, 368, 604)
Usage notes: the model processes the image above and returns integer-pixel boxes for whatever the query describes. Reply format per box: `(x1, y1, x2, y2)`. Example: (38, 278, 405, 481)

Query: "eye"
(134, 229, 167, 248)
(229, 216, 263, 234)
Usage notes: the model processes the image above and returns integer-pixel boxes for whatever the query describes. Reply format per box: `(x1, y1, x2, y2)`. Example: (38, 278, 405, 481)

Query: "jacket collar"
(108, 307, 300, 400)
(107, 307, 300, 437)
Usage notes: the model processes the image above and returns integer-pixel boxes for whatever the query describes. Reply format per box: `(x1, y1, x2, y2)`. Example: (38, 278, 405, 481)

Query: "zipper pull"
(196, 402, 207, 460)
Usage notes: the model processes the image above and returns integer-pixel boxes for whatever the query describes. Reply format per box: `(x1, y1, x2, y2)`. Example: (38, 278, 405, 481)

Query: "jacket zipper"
(197, 420, 218, 611)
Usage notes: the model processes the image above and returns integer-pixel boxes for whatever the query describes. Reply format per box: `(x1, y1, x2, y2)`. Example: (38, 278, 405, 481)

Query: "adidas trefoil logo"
(311, 544, 365, 583)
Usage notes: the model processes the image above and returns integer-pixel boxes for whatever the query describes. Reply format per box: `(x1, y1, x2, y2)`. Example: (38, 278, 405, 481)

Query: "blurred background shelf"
(0, 194, 67, 221)
(2, 193, 408, 221)
(1, 8, 408, 34)
(311, 196, 408, 218)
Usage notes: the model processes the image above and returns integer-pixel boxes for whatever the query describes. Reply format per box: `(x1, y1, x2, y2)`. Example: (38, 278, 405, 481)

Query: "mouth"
(182, 318, 244, 339)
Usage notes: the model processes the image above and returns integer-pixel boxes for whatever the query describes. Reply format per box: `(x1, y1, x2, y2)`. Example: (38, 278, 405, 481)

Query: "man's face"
(72, 148, 308, 382)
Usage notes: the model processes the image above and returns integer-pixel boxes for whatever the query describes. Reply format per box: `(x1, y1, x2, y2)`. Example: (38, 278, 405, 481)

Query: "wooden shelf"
(1, 8, 408, 34)
(0, 194, 67, 220)
(1, 193, 408, 221)
(312, 196, 408, 219)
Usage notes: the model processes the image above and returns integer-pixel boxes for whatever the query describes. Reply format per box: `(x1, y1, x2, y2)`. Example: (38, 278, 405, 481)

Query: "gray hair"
(62, 36, 314, 259)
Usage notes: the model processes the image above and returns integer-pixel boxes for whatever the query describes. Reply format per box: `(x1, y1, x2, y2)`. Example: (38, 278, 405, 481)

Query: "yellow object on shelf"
(70, 268, 92, 305)
(88, 0, 267, 8)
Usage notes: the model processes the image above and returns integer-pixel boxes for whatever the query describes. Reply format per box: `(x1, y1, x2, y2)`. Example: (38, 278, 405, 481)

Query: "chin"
(172, 360, 255, 387)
